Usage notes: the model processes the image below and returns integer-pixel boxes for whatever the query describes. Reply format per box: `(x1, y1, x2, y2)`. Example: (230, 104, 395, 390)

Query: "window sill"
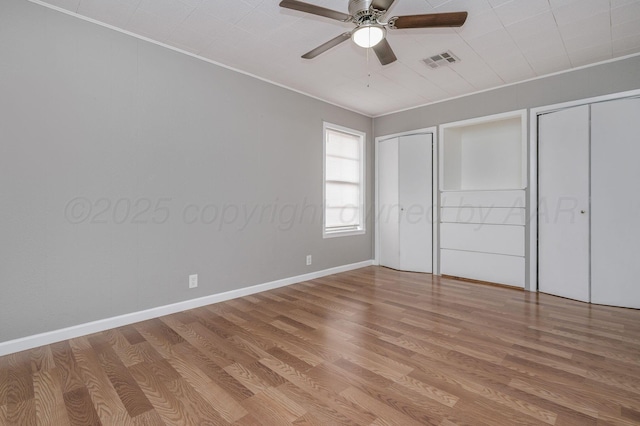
(323, 229, 366, 239)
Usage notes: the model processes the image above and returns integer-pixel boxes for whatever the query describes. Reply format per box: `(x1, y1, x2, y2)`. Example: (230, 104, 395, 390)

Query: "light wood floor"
(1, 266, 640, 425)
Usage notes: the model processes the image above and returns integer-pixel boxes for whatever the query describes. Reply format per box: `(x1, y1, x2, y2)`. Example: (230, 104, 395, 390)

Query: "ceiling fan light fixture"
(352, 24, 385, 48)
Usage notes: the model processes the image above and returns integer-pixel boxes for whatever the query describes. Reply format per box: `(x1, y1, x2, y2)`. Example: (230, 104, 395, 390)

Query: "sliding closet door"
(398, 134, 433, 273)
(591, 97, 640, 309)
(378, 138, 400, 270)
(538, 106, 590, 302)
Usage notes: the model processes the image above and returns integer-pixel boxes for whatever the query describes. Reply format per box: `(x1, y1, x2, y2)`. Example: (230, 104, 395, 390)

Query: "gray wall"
(375, 55, 640, 137)
(0, 0, 373, 342)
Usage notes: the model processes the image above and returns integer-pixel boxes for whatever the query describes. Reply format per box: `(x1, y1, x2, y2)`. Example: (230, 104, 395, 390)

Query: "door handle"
(580, 210, 586, 214)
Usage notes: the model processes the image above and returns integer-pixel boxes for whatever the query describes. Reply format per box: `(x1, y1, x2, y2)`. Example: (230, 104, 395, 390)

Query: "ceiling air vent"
(422, 50, 460, 69)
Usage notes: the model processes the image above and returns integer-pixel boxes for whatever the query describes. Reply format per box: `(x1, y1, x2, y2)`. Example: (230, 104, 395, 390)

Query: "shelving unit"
(438, 111, 527, 288)
(440, 114, 526, 191)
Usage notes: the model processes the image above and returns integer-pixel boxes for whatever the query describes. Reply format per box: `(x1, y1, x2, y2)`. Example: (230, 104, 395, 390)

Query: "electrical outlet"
(189, 274, 198, 289)
(306, 255, 312, 266)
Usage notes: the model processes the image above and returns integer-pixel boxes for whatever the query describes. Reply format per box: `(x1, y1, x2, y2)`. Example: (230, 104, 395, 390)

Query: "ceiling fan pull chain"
(366, 47, 371, 88)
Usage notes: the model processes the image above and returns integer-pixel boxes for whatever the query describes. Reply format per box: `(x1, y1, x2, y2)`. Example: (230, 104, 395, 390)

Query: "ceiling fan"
(279, 0, 468, 65)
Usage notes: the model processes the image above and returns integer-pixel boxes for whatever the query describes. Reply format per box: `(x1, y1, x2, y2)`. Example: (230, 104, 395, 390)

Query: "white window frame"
(323, 122, 366, 238)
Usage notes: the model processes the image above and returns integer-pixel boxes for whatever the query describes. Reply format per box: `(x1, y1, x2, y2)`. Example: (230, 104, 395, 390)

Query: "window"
(323, 122, 365, 238)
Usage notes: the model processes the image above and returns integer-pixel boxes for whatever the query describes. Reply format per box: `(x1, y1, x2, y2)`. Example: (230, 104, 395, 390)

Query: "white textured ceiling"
(37, 0, 640, 116)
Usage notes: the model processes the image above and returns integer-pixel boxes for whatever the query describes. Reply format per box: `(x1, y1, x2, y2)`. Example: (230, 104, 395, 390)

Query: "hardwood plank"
(169, 342, 255, 402)
(5, 398, 36, 426)
(621, 406, 640, 423)
(128, 362, 199, 425)
(258, 357, 377, 424)
(143, 359, 180, 383)
(243, 361, 288, 388)
(6, 353, 34, 405)
(103, 329, 161, 368)
(118, 327, 147, 346)
(233, 414, 262, 425)
(304, 362, 355, 395)
(390, 375, 458, 408)
(161, 319, 236, 368)
(134, 319, 184, 350)
(87, 334, 154, 418)
(277, 381, 358, 425)
(50, 342, 85, 394)
(328, 360, 468, 425)
(71, 345, 133, 425)
(241, 387, 306, 424)
(267, 346, 314, 374)
(227, 335, 273, 362)
(63, 387, 101, 426)
(411, 357, 558, 424)
(332, 358, 393, 389)
(453, 399, 546, 426)
(0, 356, 7, 406)
(67, 336, 92, 352)
(339, 386, 428, 426)
(33, 368, 71, 425)
(236, 320, 325, 367)
(186, 371, 248, 422)
(223, 362, 271, 394)
(0, 404, 7, 425)
(29, 346, 55, 374)
(273, 315, 317, 332)
(164, 378, 230, 425)
(509, 378, 599, 418)
(131, 409, 165, 426)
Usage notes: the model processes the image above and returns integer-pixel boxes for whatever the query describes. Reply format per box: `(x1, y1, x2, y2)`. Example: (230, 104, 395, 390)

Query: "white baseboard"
(0, 260, 373, 357)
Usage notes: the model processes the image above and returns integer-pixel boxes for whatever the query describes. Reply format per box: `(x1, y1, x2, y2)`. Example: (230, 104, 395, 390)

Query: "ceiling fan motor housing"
(349, 0, 378, 24)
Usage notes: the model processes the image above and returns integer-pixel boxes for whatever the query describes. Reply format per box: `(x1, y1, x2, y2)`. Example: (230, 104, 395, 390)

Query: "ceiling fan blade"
(391, 11, 468, 29)
(279, 0, 350, 22)
(372, 39, 397, 65)
(302, 32, 352, 59)
(371, 0, 397, 12)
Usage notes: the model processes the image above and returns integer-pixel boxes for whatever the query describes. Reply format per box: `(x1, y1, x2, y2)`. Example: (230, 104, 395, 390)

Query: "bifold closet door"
(378, 138, 401, 270)
(538, 105, 590, 302)
(399, 134, 433, 273)
(378, 134, 432, 273)
(591, 97, 640, 309)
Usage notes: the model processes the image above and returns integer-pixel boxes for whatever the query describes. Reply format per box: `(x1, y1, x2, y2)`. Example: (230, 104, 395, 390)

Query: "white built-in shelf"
(439, 111, 527, 191)
(438, 110, 528, 288)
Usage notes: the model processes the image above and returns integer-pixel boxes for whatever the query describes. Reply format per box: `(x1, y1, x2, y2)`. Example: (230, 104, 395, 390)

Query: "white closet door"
(538, 106, 590, 302)
(378, 138, 400, 270)
(591, 97, 640, 309)
(399, 134, 433, 273)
